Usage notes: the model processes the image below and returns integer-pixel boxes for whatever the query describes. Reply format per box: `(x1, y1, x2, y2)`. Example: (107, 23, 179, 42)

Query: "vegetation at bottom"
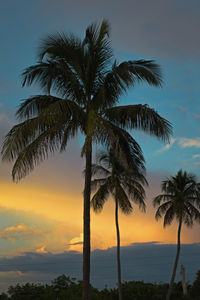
(0, 272, 199, 300)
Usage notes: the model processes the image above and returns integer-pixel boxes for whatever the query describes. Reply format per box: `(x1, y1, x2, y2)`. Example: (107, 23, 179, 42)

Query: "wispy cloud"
(0, 224, 44, 241)
(193, 113, 200, 119)
(157, 137, 200, 153)
(193, 154, 200, 159)
(157, 138, 176, 153)
(178, 138, 200, 148)
(176, 106, 188, 113)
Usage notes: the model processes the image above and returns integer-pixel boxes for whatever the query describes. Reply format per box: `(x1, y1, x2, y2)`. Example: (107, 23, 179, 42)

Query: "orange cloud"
(0, 223, 43, 241)
(36, 245, 48, 254)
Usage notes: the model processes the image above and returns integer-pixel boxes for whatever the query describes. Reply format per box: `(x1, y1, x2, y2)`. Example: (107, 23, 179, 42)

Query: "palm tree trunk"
(166, 219, 182, 300)
(115, 198, 123, 300)
(82, 141, 92, 300)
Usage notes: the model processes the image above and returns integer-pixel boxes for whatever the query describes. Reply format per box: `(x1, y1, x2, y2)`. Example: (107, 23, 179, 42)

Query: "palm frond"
(115, 182, 133, 215)
(83, 20, 113, 96)
(90, 178, 108, 192)
(185, 202, 200, 224)
(92, 116, 145, 172)
(154, 201, 173, 221)
(22, 60, 85, 103)
(92, 59, 162, 112)
(104, 104, 172, 142)
(11, 119, 68, 181)
(38, 32, 84, 75)
(163, 206, 175, 227)
(91, 164, 111, 177)
(91, 178, 111, 213)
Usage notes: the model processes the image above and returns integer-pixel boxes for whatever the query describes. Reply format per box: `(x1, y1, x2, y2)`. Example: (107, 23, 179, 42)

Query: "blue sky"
(0, 0, 200, 290)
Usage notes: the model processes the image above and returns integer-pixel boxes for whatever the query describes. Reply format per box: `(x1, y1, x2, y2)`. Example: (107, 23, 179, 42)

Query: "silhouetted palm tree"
(91, 147, 147, 300)
(153, 170, 200, 300)
(1, 20, 171, 300)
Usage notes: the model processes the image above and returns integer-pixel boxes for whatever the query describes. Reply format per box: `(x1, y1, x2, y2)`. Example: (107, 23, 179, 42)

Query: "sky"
(0, 0, 200, 290)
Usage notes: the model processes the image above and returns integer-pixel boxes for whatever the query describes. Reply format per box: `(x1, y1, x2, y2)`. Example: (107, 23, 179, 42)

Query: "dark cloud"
(38, 0, 200, 61)
(0, 242, 199, 290)
(1, 0, 200, 63)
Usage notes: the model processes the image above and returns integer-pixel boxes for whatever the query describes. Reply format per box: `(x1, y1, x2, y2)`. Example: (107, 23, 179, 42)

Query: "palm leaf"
(91, 178, 111, 213)
(115, 181, 133, 215)
(104, 104, 172, 142)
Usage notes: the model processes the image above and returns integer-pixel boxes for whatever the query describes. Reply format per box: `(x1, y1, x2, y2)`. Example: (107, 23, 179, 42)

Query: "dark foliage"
(0, 272, 199, 300)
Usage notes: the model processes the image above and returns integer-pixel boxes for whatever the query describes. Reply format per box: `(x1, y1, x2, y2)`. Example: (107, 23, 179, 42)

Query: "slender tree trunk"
(166, 219, 182, 300)
(82, 141, 92, 300)
(115, 198, 123, 300)
(180, 264, 187, 295)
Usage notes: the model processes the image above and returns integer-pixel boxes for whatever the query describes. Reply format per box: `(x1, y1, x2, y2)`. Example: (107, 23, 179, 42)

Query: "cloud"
(157, 138, 176, 153)
(0, 224, 44, 241)
(39, 0, 200, 61)
(157, 137, 200, 153)
(176, 106, 188, 113)
(178, 138, 200, 148)
(67, 234, 83, 252)
(0, 242, 199, 290)
(193, 113, 200, 119)
(193, 154, 200, 159)
(36, 246, 48, 254)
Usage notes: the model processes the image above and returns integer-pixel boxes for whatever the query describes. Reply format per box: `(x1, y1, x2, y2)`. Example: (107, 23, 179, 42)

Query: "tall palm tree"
(91, 147, 147, 300)
(1, 20, 171, 300)
(153, 170, 200, 300)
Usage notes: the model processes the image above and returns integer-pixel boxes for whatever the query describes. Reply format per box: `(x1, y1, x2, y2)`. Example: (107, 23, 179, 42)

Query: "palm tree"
(91, 147, 147, 300)
(153, 170, 200, 300)
(1, 20, 172, 300)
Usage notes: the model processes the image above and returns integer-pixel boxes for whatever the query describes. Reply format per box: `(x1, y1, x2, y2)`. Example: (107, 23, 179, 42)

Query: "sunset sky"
(0, 0, 200, 289)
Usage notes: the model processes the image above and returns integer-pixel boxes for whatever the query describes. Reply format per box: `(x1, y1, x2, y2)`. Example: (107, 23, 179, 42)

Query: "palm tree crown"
(91, 147, 147, 214)
(2, 19, 171, 182)
(153, 169, 200, 227)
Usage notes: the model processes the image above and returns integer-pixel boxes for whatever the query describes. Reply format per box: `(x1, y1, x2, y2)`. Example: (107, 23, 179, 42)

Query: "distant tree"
(91, 147, 147, 300)
(0, 293, 9, 300)
(8, 283, 45, 300)
(153, 170, 200, 300)
(190, 269, 200, 299)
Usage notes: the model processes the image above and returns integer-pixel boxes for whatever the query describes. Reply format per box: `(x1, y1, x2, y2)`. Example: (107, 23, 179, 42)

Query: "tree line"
(0, 272, 200, 300)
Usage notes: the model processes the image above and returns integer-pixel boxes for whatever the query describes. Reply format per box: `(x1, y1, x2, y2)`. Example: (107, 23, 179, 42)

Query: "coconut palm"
(1, 20, 172, 300)
(91, 147, 147, 300)
(153, 170, 200, 300)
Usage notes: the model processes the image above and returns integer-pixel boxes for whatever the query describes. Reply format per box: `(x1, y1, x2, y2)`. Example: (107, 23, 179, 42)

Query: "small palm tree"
(153, 170, 200, 300)
(91, 146, 147, 300)
(2, 20, 172, 299)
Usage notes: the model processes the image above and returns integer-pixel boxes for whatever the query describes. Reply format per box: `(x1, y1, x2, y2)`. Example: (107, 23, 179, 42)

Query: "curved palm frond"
(22, 60, 85, 103)
(154, 200, 173, 221)
(91, 164, 111, 177)
(91, 177, 111, 213)
(115, 181, 133, 215)
(11, 119, 68, 181)
(91, 178, 108, 192)
(91, 115, 145, 172)
(83, 20, 113, 95)
(92, 59, 162, 112)
(104, 104, 172, 142)
(163, 206, 175, 227)
(38, 32, 84, 75)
